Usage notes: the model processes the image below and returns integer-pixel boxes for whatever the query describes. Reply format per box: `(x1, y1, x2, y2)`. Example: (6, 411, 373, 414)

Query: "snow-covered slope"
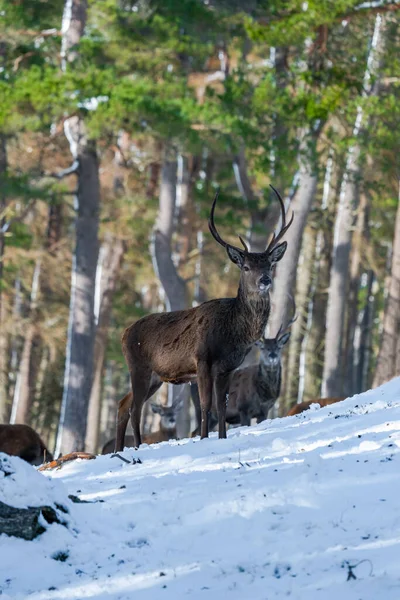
(2, 378, 400, 600)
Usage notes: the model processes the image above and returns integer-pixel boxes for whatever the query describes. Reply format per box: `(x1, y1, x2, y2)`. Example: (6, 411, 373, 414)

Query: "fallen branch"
(38, 452, 96, 471)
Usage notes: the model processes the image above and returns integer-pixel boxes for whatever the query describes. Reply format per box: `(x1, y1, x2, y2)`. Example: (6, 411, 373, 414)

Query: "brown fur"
(0, 424, 53, 465)
(108, 392, 183, 452)
(116, 187, 293, 449)
(287, 397, 346, 416)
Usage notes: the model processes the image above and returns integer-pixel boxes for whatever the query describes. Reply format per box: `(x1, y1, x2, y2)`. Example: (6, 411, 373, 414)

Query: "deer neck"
(234, 284, 270, 343)
(258, 361, 281, 397)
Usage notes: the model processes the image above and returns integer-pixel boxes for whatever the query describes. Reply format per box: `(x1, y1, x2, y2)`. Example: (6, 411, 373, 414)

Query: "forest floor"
(2, 378, 400, 599)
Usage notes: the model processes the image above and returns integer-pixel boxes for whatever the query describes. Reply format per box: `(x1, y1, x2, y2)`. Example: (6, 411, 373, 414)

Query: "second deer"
(226, 303, 296, 426)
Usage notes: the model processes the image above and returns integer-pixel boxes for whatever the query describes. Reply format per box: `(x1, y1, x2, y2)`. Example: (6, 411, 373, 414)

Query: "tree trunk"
(284, 224, 316, 410)
(300, 151, 335, 401)
(150, 149, 188, 427)
(344, 194, 368, 396)
(85, 236, 125, 453)
(151, 150, 187, 312)
(56, 0, 100, 454)
(0, 134, 7, 422)
(322, 14, 385, 396)
(355, 270, 375, 393)
(10, 260, 41, 424)
(56, 121, 100, 454)
(268, 131, 318, 337)
(373, 181, 400, 387)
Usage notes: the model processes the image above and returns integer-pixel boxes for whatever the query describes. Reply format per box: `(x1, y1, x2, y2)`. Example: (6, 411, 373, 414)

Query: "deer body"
(227, 360, 282, 426)
(226, 303, 295, 426)
(287, 397, 346, 416)
(0, 424, 53, 465)
(116, 186, 293, 449)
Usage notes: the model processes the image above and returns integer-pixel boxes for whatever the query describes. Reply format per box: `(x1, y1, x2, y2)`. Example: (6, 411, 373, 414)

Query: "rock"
(0, 453, 71, 541)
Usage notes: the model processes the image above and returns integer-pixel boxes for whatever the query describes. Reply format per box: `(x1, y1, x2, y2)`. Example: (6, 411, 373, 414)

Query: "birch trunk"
(284, 225, 316, 409)
(322, 15, 385, 396)
(85, 237, 125, 453)
(151, 151, 188, 312)
(56, 0, 100, 454)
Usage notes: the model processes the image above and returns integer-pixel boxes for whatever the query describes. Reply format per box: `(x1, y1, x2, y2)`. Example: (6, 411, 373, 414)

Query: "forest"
(0, 0, 399, 456)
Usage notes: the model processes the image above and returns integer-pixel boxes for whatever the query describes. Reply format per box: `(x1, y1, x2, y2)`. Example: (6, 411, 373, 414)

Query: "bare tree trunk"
(344, 194, 368, 396)
(56, 0, 100, 454)
(85, 236, 125, 453)
(322, 15, 385, 396)
(355, 270, 375, 393)
(284, 225, 316, 410)
(150, 149, 188, 429)
(301, 151, 335, 401)
(151, 150, 187, 312)
(10, 260, 41, 424)
(269, 132, 318, 336)
(0, 135, 7, 422)
(373, 181, 400, 387)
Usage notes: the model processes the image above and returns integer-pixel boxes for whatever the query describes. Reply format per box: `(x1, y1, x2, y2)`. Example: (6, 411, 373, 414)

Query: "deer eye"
(243, 265, 250, 272)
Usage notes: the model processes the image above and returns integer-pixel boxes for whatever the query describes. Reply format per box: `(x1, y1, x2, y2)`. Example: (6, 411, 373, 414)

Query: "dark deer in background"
(0, 424, 53, 465)
(116, 185, 293, 449)
(287, 397, 346, 416)
(226, 300, 297, 426)
(102, 392, 183, 453)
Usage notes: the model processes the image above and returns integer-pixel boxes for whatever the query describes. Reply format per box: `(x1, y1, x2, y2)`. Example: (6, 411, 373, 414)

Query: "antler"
(265, 184, 294, 254)
(208, 190, 248, 254)
(276, 293, 298, 340)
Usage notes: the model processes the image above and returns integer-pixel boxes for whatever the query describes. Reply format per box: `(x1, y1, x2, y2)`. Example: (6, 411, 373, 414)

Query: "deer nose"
(269, 352, 278, 360)
(258, 275, 272, 292)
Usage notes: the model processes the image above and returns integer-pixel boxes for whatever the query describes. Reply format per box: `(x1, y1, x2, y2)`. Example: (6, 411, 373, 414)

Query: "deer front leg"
(214, 373, 230, 439)
(197, 361, 213, 439)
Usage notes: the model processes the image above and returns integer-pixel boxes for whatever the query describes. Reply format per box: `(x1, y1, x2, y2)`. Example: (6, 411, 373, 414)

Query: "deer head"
(209, 185, 293, 297)
(259, 297, 297, 367)
(150, 394, 184, 431)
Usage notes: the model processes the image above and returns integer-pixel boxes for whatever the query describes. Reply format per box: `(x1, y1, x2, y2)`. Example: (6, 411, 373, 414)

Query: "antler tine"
(238, 235, 249, 253)
(277, 294, 298, 340)
(208, 189, 245, 254)
(266, 184, 294, 254)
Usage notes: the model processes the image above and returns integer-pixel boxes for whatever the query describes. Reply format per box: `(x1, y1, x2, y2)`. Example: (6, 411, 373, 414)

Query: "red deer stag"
(116, 185, 293, 450)
(0, 424, 53, 465)
(287, 397, 346, 416)
(102, 393, 183, 453)
(226, 302, 297, 426)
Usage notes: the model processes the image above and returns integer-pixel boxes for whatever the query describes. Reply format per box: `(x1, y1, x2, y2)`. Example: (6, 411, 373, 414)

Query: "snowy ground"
(2, 378, 400, 600)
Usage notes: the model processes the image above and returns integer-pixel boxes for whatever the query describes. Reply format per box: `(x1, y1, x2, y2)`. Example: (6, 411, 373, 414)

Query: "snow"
(2, 378, 400, 599)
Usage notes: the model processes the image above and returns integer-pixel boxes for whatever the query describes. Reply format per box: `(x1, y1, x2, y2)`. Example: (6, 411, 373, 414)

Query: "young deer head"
(149, 392, 184, 433)
(116, 185, 293, 450)
(258, 299, 297, 369)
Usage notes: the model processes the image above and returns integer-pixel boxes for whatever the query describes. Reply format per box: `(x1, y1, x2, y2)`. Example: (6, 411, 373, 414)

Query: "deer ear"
(269, 241, 287, 264)
(150, 403, 162, 415)
(278, 332, 291, 347)
(226, 246, 244, 268)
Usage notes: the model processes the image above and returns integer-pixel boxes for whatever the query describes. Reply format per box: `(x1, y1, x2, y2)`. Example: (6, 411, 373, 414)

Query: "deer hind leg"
(128, 367, 153, 448)
(197, 361, 213, 439)
(214, 373, 229, 439)
(115, 391, 133, 453)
